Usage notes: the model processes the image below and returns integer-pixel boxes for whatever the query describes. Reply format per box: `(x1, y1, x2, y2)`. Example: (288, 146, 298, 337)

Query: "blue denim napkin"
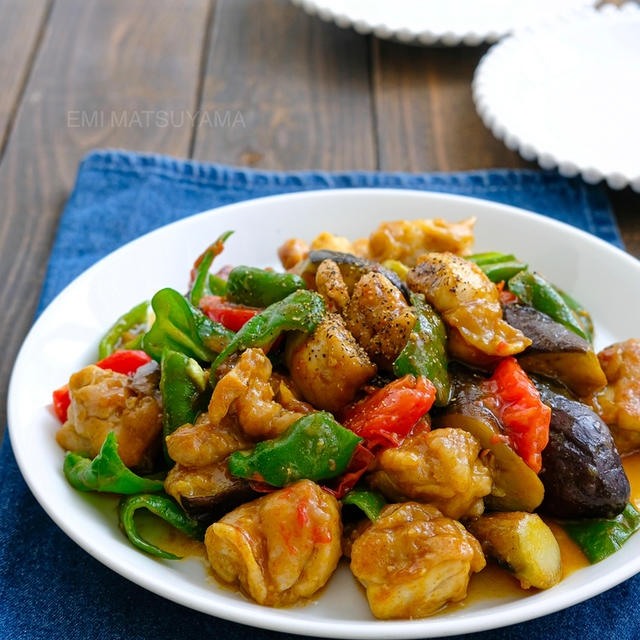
(1, 149, 631, 640)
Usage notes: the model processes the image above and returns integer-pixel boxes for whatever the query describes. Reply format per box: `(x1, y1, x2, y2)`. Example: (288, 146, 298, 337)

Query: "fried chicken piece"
(205, 480, 342, 606)
(407, 252, 530, 357)
(278, 238, 310, 271)
(315, 259, 351, 313)
(55, 364, 161, 468)
(368, 217, 476, 267)
(344, 272, 415, 369)
(369, 427, 492, 519)
(350, 502, 485, 619)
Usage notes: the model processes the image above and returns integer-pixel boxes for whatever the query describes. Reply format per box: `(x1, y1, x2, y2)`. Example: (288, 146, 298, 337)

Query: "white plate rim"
(472, 3, 640, 192)
(290, 0, 597, 46)
(7, 188, 640, 638)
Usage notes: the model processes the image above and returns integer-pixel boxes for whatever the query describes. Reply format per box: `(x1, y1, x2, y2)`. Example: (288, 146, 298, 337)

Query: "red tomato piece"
(95, 350, 152, 376)
(52, 384, 71, 422)
(199, 295, 260, 332)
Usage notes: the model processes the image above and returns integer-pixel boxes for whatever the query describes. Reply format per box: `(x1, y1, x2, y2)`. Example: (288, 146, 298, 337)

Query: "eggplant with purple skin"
(503, 304, 606, 397)
(537, 385, 629, 519)
(164, 460, 259, 525)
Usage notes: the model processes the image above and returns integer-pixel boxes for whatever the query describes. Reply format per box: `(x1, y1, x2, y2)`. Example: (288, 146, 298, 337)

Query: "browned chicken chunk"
(56, 364, 161, 468)
(278, 237, 310, 271)
(407, 252, 531, 357)
(167, 349, 305, 466)
(315, 259, 351, 313)
(350, 502, 485, 619)
(205, 480, 342, 606)
(368, 217, 476, 267)
(344, 272, 415, 369)
(369, 427, 492, 519)
(286, 313, 377, 412)
(586, 338, 640, 453)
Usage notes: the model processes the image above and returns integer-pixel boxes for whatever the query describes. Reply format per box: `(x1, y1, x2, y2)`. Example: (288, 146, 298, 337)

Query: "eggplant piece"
(296, 250, 410, 301)
(466, 512, 562, 590)
(434, 384, 544, 513)
(537, 386, 630, 519)
(503, 304, 606, 396)
(164, 461, 258, 526)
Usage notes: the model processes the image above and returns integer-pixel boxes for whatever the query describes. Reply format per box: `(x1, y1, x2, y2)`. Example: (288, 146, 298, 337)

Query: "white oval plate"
(8, 189, 640, 638)
(291, 0, 596, 46)
(473, 4, 640, 191)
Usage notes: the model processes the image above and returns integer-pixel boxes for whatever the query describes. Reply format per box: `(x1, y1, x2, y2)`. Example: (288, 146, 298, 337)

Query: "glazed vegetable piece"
(226, 265, 306, 307)
(98, 300, 150, 358)
(537, 385, 630, 519)
(369, 427, 492, 519)
(482, 357, 551, 473)
(56, 364, 162, 469)
(467, 252, 528, 283)
(563, 503, 640, 564)
(63, 432, 164, 494)
(507, 271, 589, 341)
(393, 292, 451, 406)
(342, 490, 387, 522)
(368, 217, 476, 267)
(160, 349, 209, 442)
(586, 338, 640, 454)
(344, 272, 416, 369)
(189, 231, 233, 306)
(164, 461, 258, 525)
(286, 313, 376, 412)
(119, 493, 206, 560)
(341, 375, 436, 450)
(143, 288, 233, 362)
(205, 479, 342, 606)
(407, 252, 531, 357)
(466, 512, 562, 590)
(350, 502, 485, 619)
(228, 412, 362, 486)
(503, 303, 606, 397)
(210, 289, 326, 372)
(434, 379, 545, 513)
(166, 349, 304, 466)
(199, 296, 260, 332)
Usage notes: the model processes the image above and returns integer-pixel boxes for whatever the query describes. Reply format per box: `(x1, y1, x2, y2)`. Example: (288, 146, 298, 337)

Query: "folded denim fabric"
(1, 149, 631, 640)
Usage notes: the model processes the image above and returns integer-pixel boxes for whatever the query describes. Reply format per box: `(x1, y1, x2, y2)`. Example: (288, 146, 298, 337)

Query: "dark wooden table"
(1, 0, 638, 439)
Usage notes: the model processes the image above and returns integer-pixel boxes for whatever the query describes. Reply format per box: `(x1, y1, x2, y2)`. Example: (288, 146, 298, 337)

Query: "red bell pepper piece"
(51, 350, 152, 423)
(322, 444, 375, 499)
(199, 295, 261, 332)
(482, 357, 551, 473)
(341, 375, 436, 451)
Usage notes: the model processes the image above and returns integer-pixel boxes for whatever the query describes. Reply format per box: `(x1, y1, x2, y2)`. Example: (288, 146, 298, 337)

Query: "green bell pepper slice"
(98, 300, 150, 359)
(226, 266, 306, 308)
(211, 289, 325, 371)
(160, 349, 209, 442)
(342, 490, 387, 522)
(393, 293, 451, 406)
(507, 271, 589, 340)
(142, 288, 234, 362)
(118, 493, 206, 559)
(228, 412, 362, 487)
(564, 503, 640, 564)
(468, 252, 527, 283)
(189, 231, 233, 306)
(63, 432, 164, 494)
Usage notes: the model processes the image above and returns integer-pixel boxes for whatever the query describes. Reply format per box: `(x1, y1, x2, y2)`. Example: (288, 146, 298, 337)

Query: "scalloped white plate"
(473, 4, 640, 191)
(291, 0, 597, 46)
(7, 190, 640, 638)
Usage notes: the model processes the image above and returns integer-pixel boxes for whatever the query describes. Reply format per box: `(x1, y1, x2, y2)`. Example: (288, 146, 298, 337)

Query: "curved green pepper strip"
(564, 503, 640, 564)
(468, 253, 527, 283)
(63, 432, 164, 494)
(208, 273, 228, 296)
(118, 493, 206, 559)
(342, 490, 387, 522)
(98, 300, 150, 359)
(211, 289, 325, 372)
(393, 293, 451, 406)
(160, 349, 209, 444)
(226, 266, 306, 308)
(468, 252, 516, 266)
(553, 286, 594, 343)
(142, 288, 233, 362)
(190, 231, 233, 306)
(507, 271, 588, 340)
(228, 412, 362, 487)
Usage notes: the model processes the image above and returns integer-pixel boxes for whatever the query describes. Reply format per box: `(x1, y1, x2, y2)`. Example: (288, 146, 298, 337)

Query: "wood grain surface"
(0, 0, 638, 439)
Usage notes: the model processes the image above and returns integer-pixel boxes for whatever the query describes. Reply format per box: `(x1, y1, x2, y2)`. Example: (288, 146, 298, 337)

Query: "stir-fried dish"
(52, 217, 640, 619)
